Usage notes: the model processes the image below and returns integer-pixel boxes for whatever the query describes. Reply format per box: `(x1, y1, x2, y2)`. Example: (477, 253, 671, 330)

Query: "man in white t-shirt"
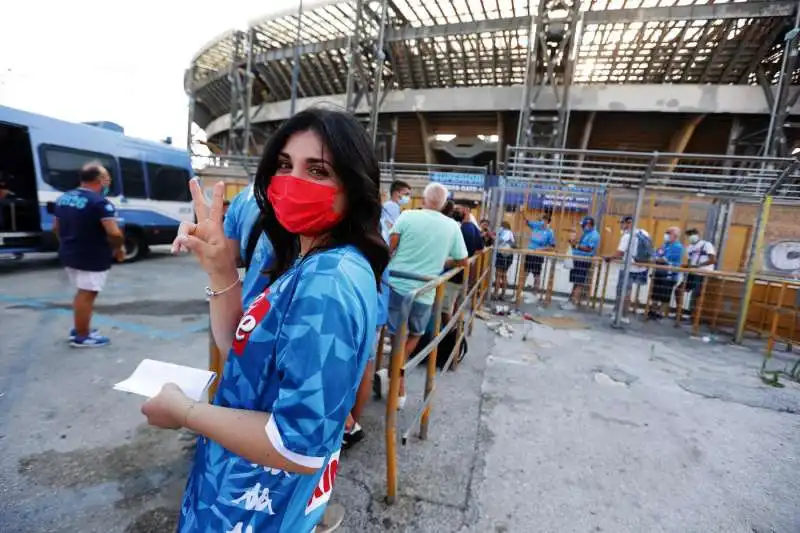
(608, 216, 650, 321)
(381, 180, 411, 241)
(683, 228, 717, 312)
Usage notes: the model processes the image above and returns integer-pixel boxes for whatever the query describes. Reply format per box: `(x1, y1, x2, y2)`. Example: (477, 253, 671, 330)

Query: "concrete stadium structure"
(186, 0, 800, 167)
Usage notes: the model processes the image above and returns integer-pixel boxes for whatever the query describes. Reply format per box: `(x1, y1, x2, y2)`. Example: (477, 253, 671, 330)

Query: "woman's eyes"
(307, 166, 331, 178)
(275, 161, 331, 179)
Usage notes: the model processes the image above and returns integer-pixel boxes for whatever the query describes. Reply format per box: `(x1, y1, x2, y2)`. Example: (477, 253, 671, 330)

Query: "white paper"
(113, 359, 216, 402)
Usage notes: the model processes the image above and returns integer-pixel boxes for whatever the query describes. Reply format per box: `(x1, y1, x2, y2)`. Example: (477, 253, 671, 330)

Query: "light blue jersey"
(179, 246, 377, 533)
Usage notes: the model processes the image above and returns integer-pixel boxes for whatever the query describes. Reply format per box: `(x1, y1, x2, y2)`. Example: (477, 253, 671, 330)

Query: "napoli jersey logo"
(232, 289, 271, 356)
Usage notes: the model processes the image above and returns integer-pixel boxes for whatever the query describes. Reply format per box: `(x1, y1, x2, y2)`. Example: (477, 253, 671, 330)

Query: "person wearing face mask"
(683, 228, 717, 314)
(523, 212, 556, 295)
(562, 216, 600, 310)
(381, 179, 411, 241)
(52, 162, 124, 347)
(649, 227, 684, 319)
(145, 108, 389, 533)
(607, 215, 651, 323)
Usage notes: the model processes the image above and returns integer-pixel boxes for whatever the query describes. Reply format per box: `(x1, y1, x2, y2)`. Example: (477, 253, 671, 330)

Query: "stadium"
(185, 0, 800, 167)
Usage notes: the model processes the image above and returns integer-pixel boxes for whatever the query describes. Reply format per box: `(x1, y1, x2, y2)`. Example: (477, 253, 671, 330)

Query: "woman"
(493, 221, 516, 300)
(141, 108, 389, 533)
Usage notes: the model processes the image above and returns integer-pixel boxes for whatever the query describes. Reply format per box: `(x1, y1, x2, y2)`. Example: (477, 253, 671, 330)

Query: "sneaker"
(397, 395, 407, 410)
(560, 301, 577, 311)
(69, 328, 98, 341)
(70, 334, 110, 348)
(342, 422, 365, 450)
(317, 503, 345, 532)
(374, 368, 389, 399)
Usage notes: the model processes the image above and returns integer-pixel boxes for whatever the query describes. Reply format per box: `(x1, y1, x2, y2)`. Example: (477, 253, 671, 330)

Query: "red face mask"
(267, 175, 343, 236)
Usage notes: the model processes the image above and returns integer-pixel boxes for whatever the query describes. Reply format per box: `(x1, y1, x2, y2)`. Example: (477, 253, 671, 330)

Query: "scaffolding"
(185, 0, 800, 158)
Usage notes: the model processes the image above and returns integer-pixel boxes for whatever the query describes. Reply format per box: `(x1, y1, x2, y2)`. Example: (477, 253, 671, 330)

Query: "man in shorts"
(53, 162, 124, 347)
(383, 183, 468, 408)
(523, 213, 556, 295)
(608, 215, 651, 323)
(562, 216, 600, 310)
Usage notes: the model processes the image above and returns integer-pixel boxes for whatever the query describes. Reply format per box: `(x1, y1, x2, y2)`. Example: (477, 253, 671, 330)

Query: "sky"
(0, 0, 293, 150)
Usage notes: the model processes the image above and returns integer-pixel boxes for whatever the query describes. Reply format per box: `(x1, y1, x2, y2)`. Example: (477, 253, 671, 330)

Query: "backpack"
(411, 317, 468, 370)
(634, 230, 654, 263)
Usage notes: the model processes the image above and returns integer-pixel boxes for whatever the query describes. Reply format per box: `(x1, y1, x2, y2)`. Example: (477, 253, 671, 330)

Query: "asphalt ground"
(0, 249, 798, 532)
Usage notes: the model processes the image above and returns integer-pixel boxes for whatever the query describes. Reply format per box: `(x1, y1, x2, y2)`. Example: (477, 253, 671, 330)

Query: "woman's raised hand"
(171, 179, 233, 277)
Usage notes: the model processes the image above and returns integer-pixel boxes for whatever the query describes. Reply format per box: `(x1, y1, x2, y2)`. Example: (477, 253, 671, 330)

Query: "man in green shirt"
(383, 182, 468, 407)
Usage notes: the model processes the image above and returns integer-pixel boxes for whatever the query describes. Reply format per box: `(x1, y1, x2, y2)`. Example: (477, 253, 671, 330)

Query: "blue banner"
(499, 178, 602, 212)
(429, 172, 485, 193)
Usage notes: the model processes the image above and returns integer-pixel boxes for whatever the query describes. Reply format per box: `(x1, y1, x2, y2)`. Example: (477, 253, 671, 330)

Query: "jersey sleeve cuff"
(265, 415, 325, 470)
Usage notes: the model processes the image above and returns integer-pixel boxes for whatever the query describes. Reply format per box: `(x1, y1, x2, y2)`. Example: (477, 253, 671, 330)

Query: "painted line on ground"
(0, 294, 203, 341)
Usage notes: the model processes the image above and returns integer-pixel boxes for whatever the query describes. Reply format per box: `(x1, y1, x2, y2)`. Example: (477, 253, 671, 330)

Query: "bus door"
(0, 121, 41, 253)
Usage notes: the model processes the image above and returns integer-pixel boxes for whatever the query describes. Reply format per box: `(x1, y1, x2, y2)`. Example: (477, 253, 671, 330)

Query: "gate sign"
(504, 182, 598, 211)
(430, 172, 485, 193)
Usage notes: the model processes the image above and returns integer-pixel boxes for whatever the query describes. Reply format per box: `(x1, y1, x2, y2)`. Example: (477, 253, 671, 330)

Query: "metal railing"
(496, 146, 800, 343)
(488, 246, 800, 380)
(380, 249, 491, 504)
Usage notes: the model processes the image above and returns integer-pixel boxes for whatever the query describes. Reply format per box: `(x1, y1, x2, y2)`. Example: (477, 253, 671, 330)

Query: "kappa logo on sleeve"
(232, 289, 271, 356)
(304, 450, 340, 515)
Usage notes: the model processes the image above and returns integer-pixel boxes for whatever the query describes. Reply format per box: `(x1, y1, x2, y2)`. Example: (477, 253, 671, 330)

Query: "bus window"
(40, 145, 117, 193)
(146, 163, 190, 202)
(120, 158, 147, 199)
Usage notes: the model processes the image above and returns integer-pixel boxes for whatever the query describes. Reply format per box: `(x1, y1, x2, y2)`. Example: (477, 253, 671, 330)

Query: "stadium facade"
(185, 0, 800, 167)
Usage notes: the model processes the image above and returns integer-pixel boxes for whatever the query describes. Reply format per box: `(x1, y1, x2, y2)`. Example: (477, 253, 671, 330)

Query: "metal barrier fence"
(378, 249, 491, 504)
(494, 146, 800, 344)
(489, 248, 800, 361)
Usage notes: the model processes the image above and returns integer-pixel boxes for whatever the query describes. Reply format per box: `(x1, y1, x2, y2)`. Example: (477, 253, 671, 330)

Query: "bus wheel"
(123, 232, 147, 262)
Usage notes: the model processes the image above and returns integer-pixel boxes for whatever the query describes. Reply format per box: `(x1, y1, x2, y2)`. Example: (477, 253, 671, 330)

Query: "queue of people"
(474, 209, 717, 322)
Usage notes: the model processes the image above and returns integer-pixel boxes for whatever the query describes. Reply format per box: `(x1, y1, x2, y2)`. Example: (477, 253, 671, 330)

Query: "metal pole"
(734, 195, 772, 343)
(186, 94, 195, 154)
(345, 0, 366, 112)
(289, 0, 304, 116)
(559, 10, 583, 150)
(488, 161, 508, 301)
(390, 115, 399, 164)
(227, 32, 243, 155)
(612, 154, 657, 329)
(515, 14, 538, 148)
(243, 29, 254, 155)
(763, 4, 800, 160)
(369, 0, 389, 144)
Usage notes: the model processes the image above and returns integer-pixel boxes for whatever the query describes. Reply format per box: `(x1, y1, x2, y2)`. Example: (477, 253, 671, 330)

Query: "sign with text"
(429, 172, 485, 193)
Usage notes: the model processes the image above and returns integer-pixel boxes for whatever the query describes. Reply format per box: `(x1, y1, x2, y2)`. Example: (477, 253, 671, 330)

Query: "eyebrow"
(278, 152, 332, 167)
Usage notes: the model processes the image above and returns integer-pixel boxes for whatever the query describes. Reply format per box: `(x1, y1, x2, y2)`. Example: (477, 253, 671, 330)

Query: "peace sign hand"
(171, 179, 235, 278)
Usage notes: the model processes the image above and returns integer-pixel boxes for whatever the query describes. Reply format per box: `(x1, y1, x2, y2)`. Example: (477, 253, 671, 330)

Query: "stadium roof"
(187, 0, 797, 125)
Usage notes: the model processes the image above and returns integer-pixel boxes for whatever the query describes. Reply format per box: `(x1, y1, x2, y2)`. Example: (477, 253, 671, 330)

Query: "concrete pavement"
(0, 250, 798, 532)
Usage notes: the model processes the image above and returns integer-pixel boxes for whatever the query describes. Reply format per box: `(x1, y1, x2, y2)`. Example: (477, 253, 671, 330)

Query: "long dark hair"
(253, 107, 389, 287)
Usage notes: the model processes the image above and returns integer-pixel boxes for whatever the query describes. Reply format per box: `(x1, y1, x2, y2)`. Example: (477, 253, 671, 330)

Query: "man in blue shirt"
(53, 163, 125, 348)
(524, 213, 556, 292)
(650, 226, 684, 319)
(442, 207, 484, 320)
(563, 216, 601, 310)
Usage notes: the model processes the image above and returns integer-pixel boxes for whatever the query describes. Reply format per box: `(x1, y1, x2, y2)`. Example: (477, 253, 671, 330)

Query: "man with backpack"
(608, 215, 652, 323)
